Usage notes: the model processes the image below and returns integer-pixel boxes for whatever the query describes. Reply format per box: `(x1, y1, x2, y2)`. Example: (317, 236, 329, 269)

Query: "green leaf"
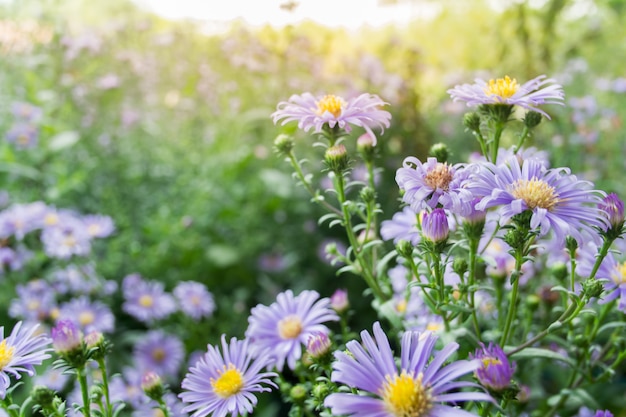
(0, 162, 41, 180)
(48, 131, 80, 151)
(508, 347, 576, 368)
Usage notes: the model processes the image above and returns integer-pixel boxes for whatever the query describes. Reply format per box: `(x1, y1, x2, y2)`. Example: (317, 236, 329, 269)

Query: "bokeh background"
(1, 0, 626, 414)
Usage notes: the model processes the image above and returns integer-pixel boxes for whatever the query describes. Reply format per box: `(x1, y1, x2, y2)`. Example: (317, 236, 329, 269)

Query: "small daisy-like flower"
(173, 281, 216, 320)
(82, 214, 115, 238)
(468, 156, 606, 246)
(381, 206, 421, 245)
(57, 296, 115, 334)
(271, 92, 391, 145)
(396, 157, 474, 216)
(447, 75, 565, 119)
(245, 290, 339, 371)
(134, 331, 185, 379)
(0, 321, 51, 398)
(470, 343, 515, 392)
(122, 275, 177, 323)
(179, 335, 277, 417)
(324, 322, 492, 417)
(5, 123, 39, 149)
(40, 215, 92, 259)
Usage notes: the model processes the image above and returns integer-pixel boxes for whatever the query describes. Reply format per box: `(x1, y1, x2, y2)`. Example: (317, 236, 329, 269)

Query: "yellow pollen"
(396, 299, 407, 314)
(0, 340, 16, 371)
(211, 364, 244, 398)
(316, 94, 345, 118)
(44, 213, 59, 226)
(152, 348, 166, 363)
(63, 236, 77, 247)
(78, 311, 95, 326)
(139, 295, 154, 308)
(381, 372, 431, 417)
(612, 262, 626, 285)
(485, 76, 519, 98)
(424, 163, 453, 191)
(426, 322, 442, 332)
(510, 178, 559, 210)
(278, 315, 303, 339)
(481, 357, 502, 369)
(27, 300, 40, 311)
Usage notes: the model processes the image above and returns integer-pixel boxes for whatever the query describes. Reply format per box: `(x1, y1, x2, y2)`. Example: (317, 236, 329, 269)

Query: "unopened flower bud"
(357, 132, 376, 162)
(359, 186, 376, 203)
(421, 208, 449, 244)
(463, 112, 481, 132)
(273, 133, 295, 155)
(429, 143, 449, 163)
(324, 144, 349, 173)
(523, 111, 542, 129)
(289, 384, 308, 403)
(599, 193, 625, 237)
(142, 372, 165, 401)
(51, 320, 83, 355)
(31, 385, 57, 409)
(330, 289, 349, 313)
(306, 332, 332, 360)
(452, 258, 468, 277)
(396, 239, 414, 259)
(581, 278, 604, 299)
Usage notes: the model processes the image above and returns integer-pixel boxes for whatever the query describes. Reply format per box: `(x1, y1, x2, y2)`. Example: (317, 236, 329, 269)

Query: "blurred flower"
(324, 322, 492, 416)
(381, 206, 421, 245)
(578, 244, 626, 312)
(173, 281, 216, 320)
(133, 392, 188, 417)
(96, 73, 120, 90)
(108, 367, 146, 408)
(448, 75, 564, 119)
(5, 123, 38, 149)
(246, 289, 338, 371)
(11, 102, 42, 122)
(179, 335, 277, 417)
(50, 320, 82, 355)
(329, 288, 349, 313)
(122, 275, 177, 323)
(57, 296, 115, 334)
(468, 156, 606, 247)
(0, 321, 51, 398)
(0, 201, 47, 240)
(271, 92, 391, 144)
(470, 343, 515, 392)
(134, 331, 184, 379)
(41, 216, 92, 259)
(82, 214, 115, 238)
(33, 365, 69, 391)
(9, 279, 56, 323)
(396, 157, 473, 216)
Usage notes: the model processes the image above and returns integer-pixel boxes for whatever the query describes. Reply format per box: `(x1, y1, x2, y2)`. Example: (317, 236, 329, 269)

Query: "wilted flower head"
(447, 75, 565, 119)
(0, 321, 51, 399)
(179, 335, 277, 417)
(324, 322, 492, 417)
(271, 92, 391, 144)
(246, 290, 339, 371)
(470, 343, 515, 392)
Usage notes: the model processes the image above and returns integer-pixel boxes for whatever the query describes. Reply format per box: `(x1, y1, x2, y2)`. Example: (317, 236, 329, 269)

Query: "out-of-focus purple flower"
(96, 73, 120, 90)
(0, 202, 47, 240)
(41, 216, 92, 259)
(57, 296, 115, 334)
(271, 92, 391, 145)
(5, 123, 38, 149)
(179, 335, 277, 417)
(133, 392, 188, 417)
(33, 365, 70, 391)
(9, 280, 57, 322)
(133, 331, 184, 379)
(318, 238, 347, 266)
(173, 281, 215, 320)
(578, 244, 626, 312)
(421, 208, 449, 243)
(324, 322, 493, 416)
(381, 206, 421, 245)
(329, 288, 349, 313)
(470, 343, 515, 392)
(108, 367, 146, 408)
(599, 192, 625, 232)
(0, 321, 51, 398)
(396, 157, 474, 216)
(82, 214, 115, 238)
(246, 290, 339, 371)
(448, 75, 564, 119)
(11, 102, 42, 122)
(257, 252, 288, 273)
(578, 407, 615, 417)
(50, 319, 82, 355)
(49, 263, 117, 296)
(468, 156, 606, 247)
(122, 276, 177, 323)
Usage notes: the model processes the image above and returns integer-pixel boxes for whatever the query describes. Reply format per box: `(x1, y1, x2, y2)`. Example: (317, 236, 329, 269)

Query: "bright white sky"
(131, 0, 441, 29)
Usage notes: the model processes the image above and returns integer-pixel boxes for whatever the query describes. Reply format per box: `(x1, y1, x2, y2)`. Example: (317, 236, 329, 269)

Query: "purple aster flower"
(447, 75, 565, 119)
(381, 206, 421, 245)
(173, 281, 216, 320)
(470, 343, 515, 392)
(179, 335, 277, 417)
(599, 192, 625, 232)
(396, 157, 474, 216)
(593, 411, 613, 417)
(5, 123, 39, 149)
(49, 263, 117, 296)
(9, 279, 57, 322)
(0, 201, 47, 240)
(40, 215, 92, 259)
(324, 322, 492, 417)
(33, 365, 70, 391)
(271, 92, 391, 145)
(134, 331, 184, 379)
(468, 156, 606, 247)
(50, 319, 83, 354)
(421, 208, 449, 243)
(245, 289, 339, 371)
(11, 102, 43, 122)
(57, 296, 115, 334)
(108, 367, 147, 408)
(122, 276, 177, 323)
(0, 321, 51, 398)
(82, 214, 115, 238)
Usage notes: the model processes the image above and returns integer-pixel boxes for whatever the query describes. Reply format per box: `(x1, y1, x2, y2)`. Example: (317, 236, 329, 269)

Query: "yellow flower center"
(139, 295, 154, 308)
(481, 357, 502, 369)
(211, 364, 244, 398)
(88, 224, 101, 236)
(0, 340, 15, 371)
(278, 315, 303, 339)
(63, 235, 77, 248)
(316, 95, 345, 118)
(44, 213, 59, 226)
(381, 372, 431, 417)
(426, 322, 442, 332)
(510, 178, 559, 210)
(485, 76, 519, 98)
(612, 262, 626, 285)
(396, 299, 407, 314)
(424, 163, 453, 191)
(152, 348, 165, 363)
(79, 311, 95, 326)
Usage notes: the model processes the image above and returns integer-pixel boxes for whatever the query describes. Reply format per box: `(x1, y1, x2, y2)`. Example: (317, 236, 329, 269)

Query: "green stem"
(157, 399, 171, 417)
(287, 151, 342, 216)
(1, 395, 20, 417)
(499, 248, 523, 347)
(514, 125, 530, 153)
(97, 358, 112, 417)
(490, 122, 505, 163)
(430, 252, 451, 332)
(589, 238, 613, 279)
(78, 366, 92, 417)
(468, 238, 481, 338)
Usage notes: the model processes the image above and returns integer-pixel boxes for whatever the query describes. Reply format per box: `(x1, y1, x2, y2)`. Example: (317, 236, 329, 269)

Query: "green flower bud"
(452, 258, 468, 278)
(463, 112, 481, 132)
(324, 144, 349, 173)
(523, 111, 542, 129)
(357, 132, 376, 162)
(581, 277, 604, 299)
(396, 240, 414, 259)
(274, 134, 295, 155)
(289, 384, 308, 404)
(359, 186, 376, 203)
(550, 262, 568, 282)
(31, 385, 57, 409)
(429, 143, 449, 163)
